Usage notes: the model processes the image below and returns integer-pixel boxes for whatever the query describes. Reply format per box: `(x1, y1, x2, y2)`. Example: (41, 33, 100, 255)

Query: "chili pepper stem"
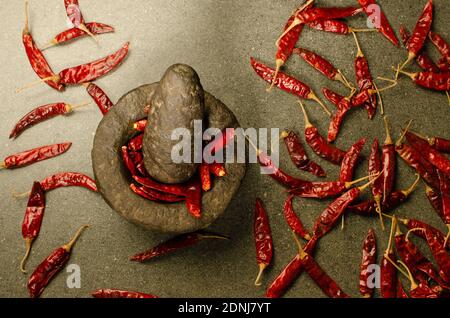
(15, 75, 60, 93)
(12, 191, 31, 199)
(345, 174, 379, 189)
(402, 174, 421, 197)
(383, 116, 393, 145)
(23, 0, 30, 34)
(384, 217, 397, 255)
(40, 39, 58, 51)
(199, 233, 230, 241)
(395, 119, 413, 147)
(405, 228, 424, 242)
(341, 215, 345, 231)
(20, 238, 33, 273)
(370, 81, 398, 93)
(374, 195, 385, 231)
(266, 59, 283, 92)
(77, 23, 98, 43)
(373, 82, 385, 115)
(298, 101, 313, 128)
(349, 28, 378, 33)
(66, 101, 92, 113)
(392, 66, 417, 81)
(254, 263, 267, 286)
(446, 91, 450, 106)
(63, 225, 89, 252)
(385, 256, 417, 290)
(291, 232, 308, 260)
(351, 31, 364, 58)
(336, 70, 355, 91)
(444, 226, 450, 248)
(0, 162, 5, 170)
(397, 260, 419, 291)
(398, 52, 416, 73)
(308, 92, 331, 117)
(275, 0, 314, 47)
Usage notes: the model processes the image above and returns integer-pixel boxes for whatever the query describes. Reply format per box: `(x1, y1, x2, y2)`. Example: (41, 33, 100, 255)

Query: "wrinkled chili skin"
(406, 132, 450, 178)
(128, 134, 143, 152)
(86, 83, 114, 115)
(425, 229, 450, 283)
(380, 253, 397, 298)
(185, 176, 202, 218)
(322, 88, 344, 107)
(355, 55, 376, 119)
(121, 146, 137, 176)
(358, 0, 399, 46)
(133, 176, 186, 197)
(266, 238, 318, 298)
(305, 127, 346, 165)
(360, 229, 377, 298)
(130, 184, 158, 201)
(296, 7, 363, 24)
(382, 144, 396, 203)
(257, 151, 307, 189)
(438, 173, 450, 224)
(58, 42, 129, 85)
(410, 283, 441, 298)
(10, 103, 69, 139)
(405, 219, 449, 249)
(347, 191, 408, 216)
(351, 89, 372, 108)
(328, 100, 351, 143)
(53, 23, 114, 45)
(400, 26, 440, 72)
(307, 20, 349, 35)
(396, 143, 440, 190)
(429, 31, 450, 65)
(250, 58, 311, 99)
(283, 131, 325, 177)
(199, 163, 211, 192)
(313, 188, 361, 239)
(4, 143, 72, 169)
(64, 0, 85, 24)
(41, 172, 97, 192)
(22, 32, 64, 91)
(284, 195, 311, 240)
(92, 289, 158, 299)
(302, 253, 349, 298)
(294, 48, 338, 80)
(254, 199, 273, 268)
(140, 186, 185, 203)
(397, 280, 409, 298)
(28, 247, 70, 298)
(130, 232, 219, 262)
(277, 15, 305, 65)
(426, 186, 444, 220)
(369, 139, 383, 199)
(434, 137, 450, 154)
(413, 71, 450, 92)
(406, 0, 433, 56)
(339, 138, 365, 183)
(22, 182, 45, 241)
(290, 181, 347, 199)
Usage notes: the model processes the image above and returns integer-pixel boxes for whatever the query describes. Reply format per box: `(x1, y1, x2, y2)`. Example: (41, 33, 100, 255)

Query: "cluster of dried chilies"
(246, 0, 450, 298)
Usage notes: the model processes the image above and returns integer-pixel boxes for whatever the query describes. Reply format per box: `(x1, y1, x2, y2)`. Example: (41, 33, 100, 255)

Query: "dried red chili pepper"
(424, 228, 450, 283)
(42, 23, 114, 50)
(63, 0, 97, 40)
(92, 289, 158, 299)
(396, 69, 450, 92)
(292, 235, 349, 298)
(395, 124, 440, 190)
(250, 57, 331, 116)
(426, 185, 444, 221)
(10, 102, 90, 139)
(347, 175, 420, 216)
(128, 134, 143, 152)
(18, 42, 130, 92)
(293, 48, 351, 88)
(132, 185, 184, 203)
(281, 130, 325, 177)
(280, 5, 363, 40)
(209, 162, 226, 177)
(133, 176, 186, 197)
(322, 88, 344, 107)
(437, 172, 450, 245)
(414, 134, 450, 154)
(327, 93, 356, 143)
(429, 31, 449, 64)
(266, 237, 318, 298)
(28, 225, 89, 298)
(199, 163, 211, 192)
(204, 128, 235, 159)
(313, 179, 377, 239)
(360, 229, 376, 298)
(358, 0, 399, 46)
(400, 26, 440, 73)
(352, 31, 377, 119)
(130, 232, 228, 262)
(307, 19, 349, 35)
(284, 195, 311, 241)
(339, 138, 365, 183)
(1, 143, 72, 170)
(381, 117, 396, 203)
(84, 82, 114, 115)
(254, 199, 273, 286)
(185, 176, 202, 218)
(133, 119, 148, 132)
(21, 1, 64, 91)
(122, 146, 137, 176)
(299, 101, 346, 165)
(400, 0, 433, 70)
(406, 131, 450, 178)
(399, 218, 450, 250)
(368, 139, 383, 223)
(20, 182, 45, 273)
(381, 218, 398, 298)
(269, 1, 312, 91)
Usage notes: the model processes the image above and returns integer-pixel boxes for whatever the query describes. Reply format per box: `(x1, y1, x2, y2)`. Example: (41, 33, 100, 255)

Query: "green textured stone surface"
(0, 0, 448, 298)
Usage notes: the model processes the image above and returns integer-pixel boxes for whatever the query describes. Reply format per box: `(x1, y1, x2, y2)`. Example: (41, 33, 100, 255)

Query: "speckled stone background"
(0, 0, 448, 298)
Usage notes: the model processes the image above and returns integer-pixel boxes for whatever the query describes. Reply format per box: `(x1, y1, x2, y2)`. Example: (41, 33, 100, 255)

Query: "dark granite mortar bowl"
(92, 83, 247, 234)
